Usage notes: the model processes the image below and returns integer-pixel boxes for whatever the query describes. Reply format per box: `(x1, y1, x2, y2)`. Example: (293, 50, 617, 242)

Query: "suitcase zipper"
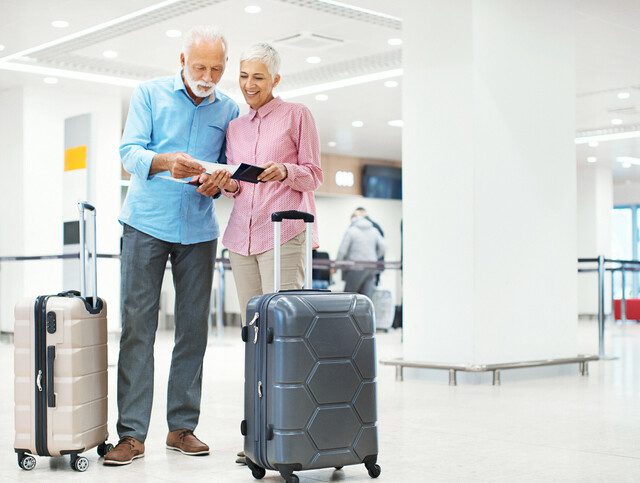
(34, 296, 50, 456)
(254, 294, 278, 470)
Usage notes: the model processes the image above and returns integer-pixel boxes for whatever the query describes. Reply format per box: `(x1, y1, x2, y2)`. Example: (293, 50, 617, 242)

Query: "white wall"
(402, 0, 577, 368)
(0, 88, 25, 333)
(614, 181, 640, 206)
(0, 84, 122, 332)
(577, 165, 613, 314)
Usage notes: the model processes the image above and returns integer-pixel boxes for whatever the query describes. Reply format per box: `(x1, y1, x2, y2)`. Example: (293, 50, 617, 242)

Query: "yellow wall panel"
(64, 145, 87, 171)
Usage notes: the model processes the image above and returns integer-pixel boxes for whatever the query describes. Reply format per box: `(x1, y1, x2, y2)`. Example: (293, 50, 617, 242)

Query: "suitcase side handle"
(46, 346, 56, 408)
(78, 201, 98, 309)
(272, 211, 313, 291)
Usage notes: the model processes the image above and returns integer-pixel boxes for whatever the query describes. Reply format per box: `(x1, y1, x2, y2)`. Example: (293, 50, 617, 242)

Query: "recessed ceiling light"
(102, 50, 118, 59)
(611, 118, 623, 125)
(315, 94, 328, 101)
(587, 156, 597, 163)
(387, 119, 403, 127)
(306, 56, 322, 64)
(244, 5, 262, 13)
(387, 38, 402, 46)
(328, 141, 337, 147)
(51, 20, 69, 29)
(0, 44, 5, 52)
(351, 120, 364, 127)
(166, 29, 182, 38)
(43, 77, 58, 84)
(617, 92, 631, 100)
(623, 161, 632, 168)
(384, 80, 399, 88)
(588, 140, 599, 147)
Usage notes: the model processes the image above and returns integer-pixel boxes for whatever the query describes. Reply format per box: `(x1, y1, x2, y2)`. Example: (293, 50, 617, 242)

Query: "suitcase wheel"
(335, 466, 343, 470)
(245, 457, 266, 480)
(18, 454, 36, 471)
(252, 466, 266, 479)
(366, 463, 381, 478)
(284, 475, 299, 483)
(97, 442, 114, 457)
(70, 455, 89, 472)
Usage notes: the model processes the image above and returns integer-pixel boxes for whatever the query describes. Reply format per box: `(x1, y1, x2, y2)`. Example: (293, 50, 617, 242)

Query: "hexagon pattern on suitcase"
(265, 293, 378, 470)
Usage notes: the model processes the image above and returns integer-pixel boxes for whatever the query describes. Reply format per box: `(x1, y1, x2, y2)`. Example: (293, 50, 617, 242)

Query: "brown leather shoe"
(103, 437, 145, 466)
(166, 429, 210, 456)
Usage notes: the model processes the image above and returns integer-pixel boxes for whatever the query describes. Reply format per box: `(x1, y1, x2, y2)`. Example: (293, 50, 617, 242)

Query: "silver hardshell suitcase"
(242, 211, 381, 483)
(14, 202, 112, 472)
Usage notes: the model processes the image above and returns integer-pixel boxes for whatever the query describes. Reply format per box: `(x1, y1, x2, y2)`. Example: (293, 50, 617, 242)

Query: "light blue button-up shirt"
(119, 70, 239, 244)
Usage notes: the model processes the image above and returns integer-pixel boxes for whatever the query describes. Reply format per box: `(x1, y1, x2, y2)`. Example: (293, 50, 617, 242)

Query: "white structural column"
(402, 0, 578, 368)
(577, 165, 613, 315)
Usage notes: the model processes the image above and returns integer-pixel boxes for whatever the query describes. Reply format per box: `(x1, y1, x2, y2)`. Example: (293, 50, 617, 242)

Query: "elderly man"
(104, 26, 238, 466)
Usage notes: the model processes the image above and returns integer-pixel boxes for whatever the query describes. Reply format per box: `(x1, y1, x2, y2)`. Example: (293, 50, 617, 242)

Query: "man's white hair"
(182, 25, 228, 57)
(240, 42, 281, 78)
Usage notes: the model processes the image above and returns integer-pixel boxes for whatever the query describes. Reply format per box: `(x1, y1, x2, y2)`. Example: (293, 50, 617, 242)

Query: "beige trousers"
(229, 232, 305, 325)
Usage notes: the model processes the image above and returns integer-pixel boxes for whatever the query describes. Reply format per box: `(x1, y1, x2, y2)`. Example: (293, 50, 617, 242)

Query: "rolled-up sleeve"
(120, 85, 156, 180)
(283, 106, 323, 192)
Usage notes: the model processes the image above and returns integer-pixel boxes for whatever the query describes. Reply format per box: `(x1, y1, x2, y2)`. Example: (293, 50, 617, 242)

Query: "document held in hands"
(198, 160, 266, 183)
(159, 160, 266, 185)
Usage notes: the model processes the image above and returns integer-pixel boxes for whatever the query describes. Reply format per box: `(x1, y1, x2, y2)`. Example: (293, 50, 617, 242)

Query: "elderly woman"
(205, 42, 322, 318)
(201, 41, 322, 465)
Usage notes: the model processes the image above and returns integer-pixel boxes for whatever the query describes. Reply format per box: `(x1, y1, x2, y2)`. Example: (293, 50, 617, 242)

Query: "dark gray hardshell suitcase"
(241, 211, 381, 482)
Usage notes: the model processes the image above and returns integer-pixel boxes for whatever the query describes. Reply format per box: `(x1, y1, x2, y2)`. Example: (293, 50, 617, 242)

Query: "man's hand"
(169, 153, 205, 179)
(258, 162, 288, 182)
(195, 174, 221, 197)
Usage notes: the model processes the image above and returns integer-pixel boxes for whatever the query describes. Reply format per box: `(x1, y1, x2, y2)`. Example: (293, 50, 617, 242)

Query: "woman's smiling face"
(239, 60, 280, 110)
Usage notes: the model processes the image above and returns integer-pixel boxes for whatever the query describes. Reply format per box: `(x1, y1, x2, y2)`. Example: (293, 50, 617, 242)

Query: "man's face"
(181, 38, 226, 98)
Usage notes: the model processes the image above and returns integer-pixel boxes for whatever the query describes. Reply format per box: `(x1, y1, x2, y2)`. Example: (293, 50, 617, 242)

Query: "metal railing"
(0, 252, 402, 337)
(578, 256, 640, 357)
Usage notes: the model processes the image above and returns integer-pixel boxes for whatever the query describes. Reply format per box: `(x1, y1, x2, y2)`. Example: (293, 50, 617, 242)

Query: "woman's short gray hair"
(240, 42, 281, 78)
(182, 25, 228, 57)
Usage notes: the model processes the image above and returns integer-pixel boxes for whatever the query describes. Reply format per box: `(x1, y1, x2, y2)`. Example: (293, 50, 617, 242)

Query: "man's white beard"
(184, 68, 216, 98)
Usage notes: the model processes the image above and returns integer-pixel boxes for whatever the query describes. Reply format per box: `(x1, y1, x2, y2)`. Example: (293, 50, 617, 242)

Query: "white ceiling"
(1, 0, 640, 177)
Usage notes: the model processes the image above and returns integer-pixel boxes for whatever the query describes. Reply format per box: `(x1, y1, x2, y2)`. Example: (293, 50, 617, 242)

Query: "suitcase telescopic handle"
(271, 211, 314, 291)
(271, 211, 315, 223)
(78, 201, 98, 309)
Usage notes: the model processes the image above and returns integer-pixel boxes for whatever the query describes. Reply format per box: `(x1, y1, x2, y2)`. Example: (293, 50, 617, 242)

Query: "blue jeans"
(117, 224, 217, 441)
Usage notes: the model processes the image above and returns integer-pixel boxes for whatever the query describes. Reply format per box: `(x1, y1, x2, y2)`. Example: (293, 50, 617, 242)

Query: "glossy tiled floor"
(1, 320, 640, 482)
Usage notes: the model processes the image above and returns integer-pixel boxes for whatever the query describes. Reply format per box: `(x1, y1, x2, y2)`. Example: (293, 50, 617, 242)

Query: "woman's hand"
(258, 162, 288, 182)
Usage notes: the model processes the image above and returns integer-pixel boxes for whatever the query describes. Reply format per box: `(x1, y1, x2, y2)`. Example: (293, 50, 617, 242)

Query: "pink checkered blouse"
(221, 97, 323, 256)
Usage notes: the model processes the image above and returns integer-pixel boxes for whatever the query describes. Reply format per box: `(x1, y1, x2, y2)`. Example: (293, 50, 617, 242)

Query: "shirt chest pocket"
(198, 123, 226, 162)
